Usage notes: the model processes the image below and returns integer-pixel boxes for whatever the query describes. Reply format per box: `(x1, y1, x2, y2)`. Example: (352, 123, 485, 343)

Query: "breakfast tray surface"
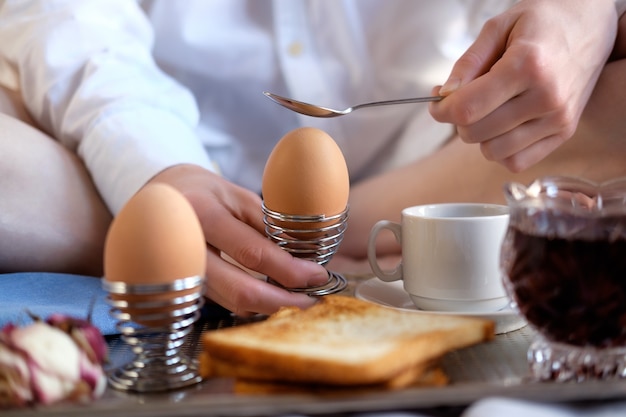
(6, 312, 626, 417)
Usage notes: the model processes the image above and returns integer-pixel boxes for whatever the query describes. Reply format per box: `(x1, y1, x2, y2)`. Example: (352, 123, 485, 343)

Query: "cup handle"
(367, 220, 402, 282)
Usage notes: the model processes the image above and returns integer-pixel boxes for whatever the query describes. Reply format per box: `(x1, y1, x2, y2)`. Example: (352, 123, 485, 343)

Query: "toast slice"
(200, 295, 493, 387)
(200, 351, 445, 393)
(231, 362, 448, 395)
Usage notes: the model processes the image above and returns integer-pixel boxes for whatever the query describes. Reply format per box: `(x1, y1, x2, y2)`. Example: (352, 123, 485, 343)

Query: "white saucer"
(354, 278, 527, 334)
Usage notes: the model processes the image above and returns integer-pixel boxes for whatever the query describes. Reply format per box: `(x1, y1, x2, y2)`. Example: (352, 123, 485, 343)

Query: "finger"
(455, 89, 550, 144)
(500, 135, 565, 173)
(202, 205, 329, 289)
(483, 134, 566, 172)
(428, 85, 443, 113)
(431, 47, 530, 127)
(476, 104, 571, 163)
(439, 14, 514, 95)
(203, 248, 319, 316)
(231, 191, 267, 234)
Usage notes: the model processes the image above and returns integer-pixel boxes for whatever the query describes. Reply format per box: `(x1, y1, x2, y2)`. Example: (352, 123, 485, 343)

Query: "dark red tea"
(505, 225, 626, 348)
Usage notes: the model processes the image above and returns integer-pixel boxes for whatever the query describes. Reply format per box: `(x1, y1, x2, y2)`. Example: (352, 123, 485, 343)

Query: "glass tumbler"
(501, 176, 626, 382)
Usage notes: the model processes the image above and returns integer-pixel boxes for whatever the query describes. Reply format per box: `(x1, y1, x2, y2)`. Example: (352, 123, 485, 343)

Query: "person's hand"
(148, 164, 329, 316)
(429, 0, 618, 172)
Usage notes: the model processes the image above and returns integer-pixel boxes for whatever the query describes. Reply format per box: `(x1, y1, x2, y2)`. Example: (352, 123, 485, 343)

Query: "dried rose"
(0, 315, 108, 409)
(0, 341, 32, 407)
(45, 313, 108, 365)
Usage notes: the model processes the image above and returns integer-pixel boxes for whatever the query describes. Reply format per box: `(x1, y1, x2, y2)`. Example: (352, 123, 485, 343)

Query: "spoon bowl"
(263, 92, 443, 118)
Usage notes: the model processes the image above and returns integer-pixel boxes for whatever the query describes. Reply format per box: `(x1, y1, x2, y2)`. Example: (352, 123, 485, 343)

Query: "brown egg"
(103, 183, 206, 326)
(262, 127, 349, 236)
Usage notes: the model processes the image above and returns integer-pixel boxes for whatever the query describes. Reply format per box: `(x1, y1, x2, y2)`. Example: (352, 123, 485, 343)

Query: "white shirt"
(0, 0, 612, 213)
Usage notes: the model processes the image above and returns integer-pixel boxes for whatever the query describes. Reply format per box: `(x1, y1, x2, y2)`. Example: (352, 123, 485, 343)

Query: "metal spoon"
(263, 91, 443, 118)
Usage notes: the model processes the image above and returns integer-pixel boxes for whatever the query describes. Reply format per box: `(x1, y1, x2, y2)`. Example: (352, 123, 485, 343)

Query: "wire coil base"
(103, 275, 205, 393)
(262, 203, 348, 296)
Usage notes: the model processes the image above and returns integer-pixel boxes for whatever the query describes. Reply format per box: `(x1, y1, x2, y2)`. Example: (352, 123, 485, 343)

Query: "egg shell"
(262, 127, 349, 223)
(103, 183, 206, 285)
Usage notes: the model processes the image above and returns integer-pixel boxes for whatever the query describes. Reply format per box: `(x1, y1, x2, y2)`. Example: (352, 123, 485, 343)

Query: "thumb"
(440, 20, 510, 96)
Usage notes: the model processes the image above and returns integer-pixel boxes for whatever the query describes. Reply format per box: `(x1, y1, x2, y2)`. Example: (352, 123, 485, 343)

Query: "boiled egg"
(104, 182, 206, 284)
(103, 183, 206, 325)
(262, 127, 349, 234)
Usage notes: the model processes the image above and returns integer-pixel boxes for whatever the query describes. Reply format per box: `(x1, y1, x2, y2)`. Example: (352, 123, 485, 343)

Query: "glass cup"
(501, 176, 626, 382)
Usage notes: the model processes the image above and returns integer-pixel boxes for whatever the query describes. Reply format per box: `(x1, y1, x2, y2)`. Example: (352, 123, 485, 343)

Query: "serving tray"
(6, 278, 626, 417)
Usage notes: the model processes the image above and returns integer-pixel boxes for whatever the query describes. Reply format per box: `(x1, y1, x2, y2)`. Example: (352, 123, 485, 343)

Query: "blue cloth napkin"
(0, 272, 118, 335)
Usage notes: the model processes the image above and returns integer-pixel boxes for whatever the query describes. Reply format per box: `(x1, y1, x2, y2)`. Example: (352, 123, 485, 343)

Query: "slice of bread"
(200, 295, 493, 387)
(231, 362, 448, 395)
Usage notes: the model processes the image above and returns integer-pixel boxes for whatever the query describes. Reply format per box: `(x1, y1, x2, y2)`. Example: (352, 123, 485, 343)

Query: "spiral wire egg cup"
(103, 275, 205, 392)
(262, 202, 348, 296)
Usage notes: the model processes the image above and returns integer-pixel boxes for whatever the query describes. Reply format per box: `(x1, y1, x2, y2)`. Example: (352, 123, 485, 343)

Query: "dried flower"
(0, 314, 108, 408)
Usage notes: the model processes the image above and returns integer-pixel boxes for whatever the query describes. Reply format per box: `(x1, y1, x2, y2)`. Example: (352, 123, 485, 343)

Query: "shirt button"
(287, 41, 303, 57)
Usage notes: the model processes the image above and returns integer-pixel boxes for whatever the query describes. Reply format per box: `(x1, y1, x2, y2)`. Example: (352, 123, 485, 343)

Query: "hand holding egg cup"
(102, 183, 207, 392)
(262, 203, 349, 296)
(262, 127, 350, 296)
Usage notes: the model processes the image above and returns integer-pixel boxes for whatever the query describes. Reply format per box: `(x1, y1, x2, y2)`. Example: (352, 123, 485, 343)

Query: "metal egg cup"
(262, 202, 348, 296)
(103, 275, 205, 393)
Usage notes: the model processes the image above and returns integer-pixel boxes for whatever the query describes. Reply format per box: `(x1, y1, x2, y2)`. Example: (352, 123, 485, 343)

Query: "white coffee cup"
(367, 203, 510, 313)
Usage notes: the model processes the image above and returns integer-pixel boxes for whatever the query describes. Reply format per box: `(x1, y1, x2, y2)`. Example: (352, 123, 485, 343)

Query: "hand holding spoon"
(263, 91, 443, 118)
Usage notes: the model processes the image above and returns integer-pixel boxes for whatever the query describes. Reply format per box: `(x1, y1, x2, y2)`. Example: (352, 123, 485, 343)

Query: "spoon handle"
(353, 96, 443, 111)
